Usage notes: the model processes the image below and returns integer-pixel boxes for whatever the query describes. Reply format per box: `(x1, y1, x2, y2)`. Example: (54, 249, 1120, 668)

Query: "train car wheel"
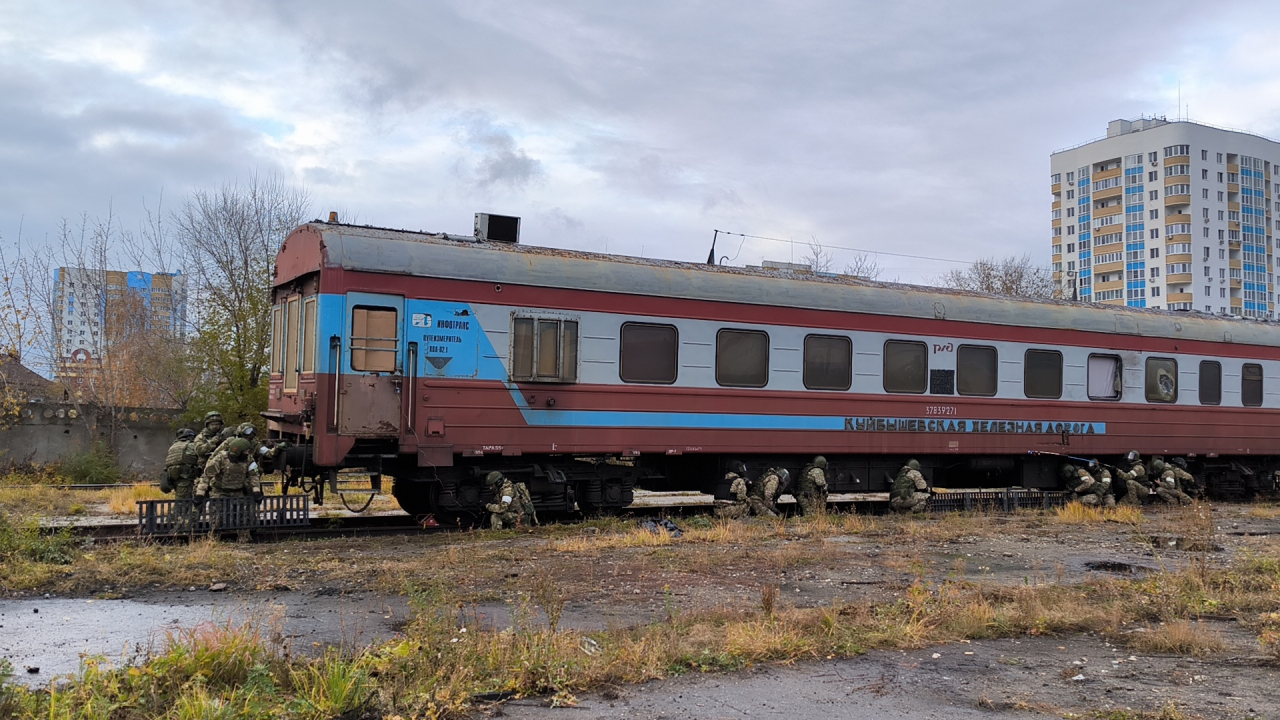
(392, 479, 436, 517)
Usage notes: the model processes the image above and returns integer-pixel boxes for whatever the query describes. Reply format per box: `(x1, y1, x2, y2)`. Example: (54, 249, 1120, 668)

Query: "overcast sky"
(3, 0, 1279, 282)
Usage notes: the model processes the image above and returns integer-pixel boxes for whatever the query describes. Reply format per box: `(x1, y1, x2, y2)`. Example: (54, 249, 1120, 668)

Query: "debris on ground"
(639, 518, 682, 537)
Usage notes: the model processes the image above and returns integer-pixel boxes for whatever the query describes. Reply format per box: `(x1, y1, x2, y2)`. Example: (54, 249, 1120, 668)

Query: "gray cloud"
(454, 114, 543, 189)
(3, 0, 1278, 280)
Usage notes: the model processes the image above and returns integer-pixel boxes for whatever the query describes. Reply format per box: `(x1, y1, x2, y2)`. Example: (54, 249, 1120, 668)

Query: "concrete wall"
(1, 402, 184, 477)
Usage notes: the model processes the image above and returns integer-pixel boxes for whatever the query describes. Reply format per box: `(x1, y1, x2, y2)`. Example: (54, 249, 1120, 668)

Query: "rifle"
(1027, 450, 1122, 474)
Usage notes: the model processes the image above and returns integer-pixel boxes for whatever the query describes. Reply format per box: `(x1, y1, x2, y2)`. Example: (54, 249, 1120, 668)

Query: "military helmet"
(1150, 459, 1165, 473)
(1171, 457, 1188, 470)
(907, 459, 920, 471)
(778, 468, 790, 482)
(813, 456, 827, 469)
(236, 422, 256, 438)
(176, 428, 196, 441)
(204, 411, 223, 425)
(1125, 450, 1140, 464)
(729, 460, 747, 476)
(485, 471, 504, 486)
(227, 438, 252, 457)
(1061, 463, 1077, 478)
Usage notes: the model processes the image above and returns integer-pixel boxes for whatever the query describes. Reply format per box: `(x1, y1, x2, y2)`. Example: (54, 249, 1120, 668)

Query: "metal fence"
(927, 489, 1073, 513)
(137, 495, 310, 536)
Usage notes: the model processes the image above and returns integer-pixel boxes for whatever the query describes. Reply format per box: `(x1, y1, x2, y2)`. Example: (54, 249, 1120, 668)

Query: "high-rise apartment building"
(53, 267, 187, 364)
(1050, 118, 1280, 317)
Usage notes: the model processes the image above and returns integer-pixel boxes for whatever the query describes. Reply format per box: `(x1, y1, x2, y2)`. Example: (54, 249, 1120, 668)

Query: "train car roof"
(278, 221, 1280, 348)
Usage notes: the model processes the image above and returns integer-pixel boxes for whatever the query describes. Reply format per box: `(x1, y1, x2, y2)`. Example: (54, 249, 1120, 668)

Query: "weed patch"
(1126, 621, 1226, 657)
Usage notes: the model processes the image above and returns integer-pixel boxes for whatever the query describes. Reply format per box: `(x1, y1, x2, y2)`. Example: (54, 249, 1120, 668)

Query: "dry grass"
(0, 486, 103, 518)
(1055, 502, 1144, 525)
(1247, 504, 1280, 519)
(1126, 621, 1227, 657)
(4, 509, 1280, 718)
(105, 484, 168, 514)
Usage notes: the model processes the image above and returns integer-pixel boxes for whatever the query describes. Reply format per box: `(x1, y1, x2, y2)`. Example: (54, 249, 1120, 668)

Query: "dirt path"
(500, 631, 1276, 720)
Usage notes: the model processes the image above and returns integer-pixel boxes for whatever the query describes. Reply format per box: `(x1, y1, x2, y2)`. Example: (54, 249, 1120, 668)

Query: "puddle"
(1084, 560, 1151, 574)
(1145, 536, 1224, 553)
(0, 592, 409, 686)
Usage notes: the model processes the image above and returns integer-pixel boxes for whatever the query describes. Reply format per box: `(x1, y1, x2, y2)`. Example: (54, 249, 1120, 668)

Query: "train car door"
(340, 292, 404, 436)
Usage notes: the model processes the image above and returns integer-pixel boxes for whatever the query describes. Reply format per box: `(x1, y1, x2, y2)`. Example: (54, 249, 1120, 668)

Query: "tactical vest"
(212, 456, 253, 492)
(165, 440, 200, 481)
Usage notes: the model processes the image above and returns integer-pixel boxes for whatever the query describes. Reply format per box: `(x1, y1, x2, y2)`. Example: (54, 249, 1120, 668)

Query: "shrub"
(0, 515, 76, 565)
(57, 445, 121, 485)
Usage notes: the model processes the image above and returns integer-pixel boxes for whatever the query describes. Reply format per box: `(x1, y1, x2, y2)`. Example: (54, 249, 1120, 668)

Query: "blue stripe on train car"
(319, 294, 1108, 435)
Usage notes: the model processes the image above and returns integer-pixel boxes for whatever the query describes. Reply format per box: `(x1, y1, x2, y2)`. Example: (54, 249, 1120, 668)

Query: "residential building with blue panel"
(53, 267, 187, 367)
(1051, 118, 1280, 317)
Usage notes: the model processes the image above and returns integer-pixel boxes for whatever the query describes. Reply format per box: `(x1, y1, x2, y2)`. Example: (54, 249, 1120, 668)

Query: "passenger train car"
(266, 220, 1280, 517)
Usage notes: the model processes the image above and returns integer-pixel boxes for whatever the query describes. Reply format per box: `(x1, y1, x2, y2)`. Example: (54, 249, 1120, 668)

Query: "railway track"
(53, 488, 1074, 543)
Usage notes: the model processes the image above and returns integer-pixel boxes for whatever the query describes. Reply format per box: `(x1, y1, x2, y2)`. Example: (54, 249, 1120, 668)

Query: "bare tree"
(936, 254, 1058, 298)
(173, 174, 311, 422)
(842, 253, 883, 280)
(802, 239, 834, 274)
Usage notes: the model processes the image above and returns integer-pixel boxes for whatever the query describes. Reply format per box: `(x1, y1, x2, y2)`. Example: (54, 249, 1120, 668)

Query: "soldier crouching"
(194, 438, 263, 536)
(890, 459, 929, 514)
(484, 471, 525, 529)
(716, 462, 750, 519)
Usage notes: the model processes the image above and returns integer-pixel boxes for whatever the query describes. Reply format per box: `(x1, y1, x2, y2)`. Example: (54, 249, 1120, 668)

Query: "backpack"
(165, 440, 199, 482)
(513, 482, 537, 525)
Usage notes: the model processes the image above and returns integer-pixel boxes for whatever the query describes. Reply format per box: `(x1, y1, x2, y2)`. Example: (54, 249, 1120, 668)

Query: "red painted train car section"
(265, 221, 1280, 515)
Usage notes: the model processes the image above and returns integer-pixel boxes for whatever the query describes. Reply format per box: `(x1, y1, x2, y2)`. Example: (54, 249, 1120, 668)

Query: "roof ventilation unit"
(474, 213, 520, 243)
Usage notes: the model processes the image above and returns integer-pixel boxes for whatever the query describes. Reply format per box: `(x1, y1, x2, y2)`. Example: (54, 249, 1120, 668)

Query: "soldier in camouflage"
(795, 456, 829, 515)
(1116, 450, 1149, 507)
(717, 462, 750, 519)
(748, 467, 785, 517)
(163, 428, 201, 500)
(1151, 459, 1194, 505)
(211, 422, 258, 459)
(484, 471, 524, 529)
(1169, 458, 1200, 498)
(195, 438, 263, 501)
(890, 459, 930, 514)
(195, 438, 263, 537)
(192, 411, 229, 468)
(1093, 463, 1117, 508)
(1062, 463, 1102, 506)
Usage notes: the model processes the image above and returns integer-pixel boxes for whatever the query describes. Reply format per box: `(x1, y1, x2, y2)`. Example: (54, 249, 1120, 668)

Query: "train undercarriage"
(269, 440, 1280, 519)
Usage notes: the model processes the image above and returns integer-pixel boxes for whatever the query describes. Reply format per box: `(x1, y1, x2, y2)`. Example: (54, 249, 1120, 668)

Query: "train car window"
(1198, 360, 1221, 405)
(716, 329, 769, 388)
(620, 323, 679, 384)
(560, 321, 579, 383)
(270, 304, 283, 375)
(883, 340, 928, 394)
(1023, 349, 1063, 399)
(803, 335, 852, 391)
(1144, 357, 1178, 403)
(301, 297, 317, 374)
(351, 306, 398, 372)
(537, 320, 560, 378)
(512, 318, 534, 378)
(1087, 354, 1122, 400)
(956, 345, 997, 396)
(510, 317, 578, 383)
(284, 297, 301, 391)
(1242, 363, 1264, 407)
